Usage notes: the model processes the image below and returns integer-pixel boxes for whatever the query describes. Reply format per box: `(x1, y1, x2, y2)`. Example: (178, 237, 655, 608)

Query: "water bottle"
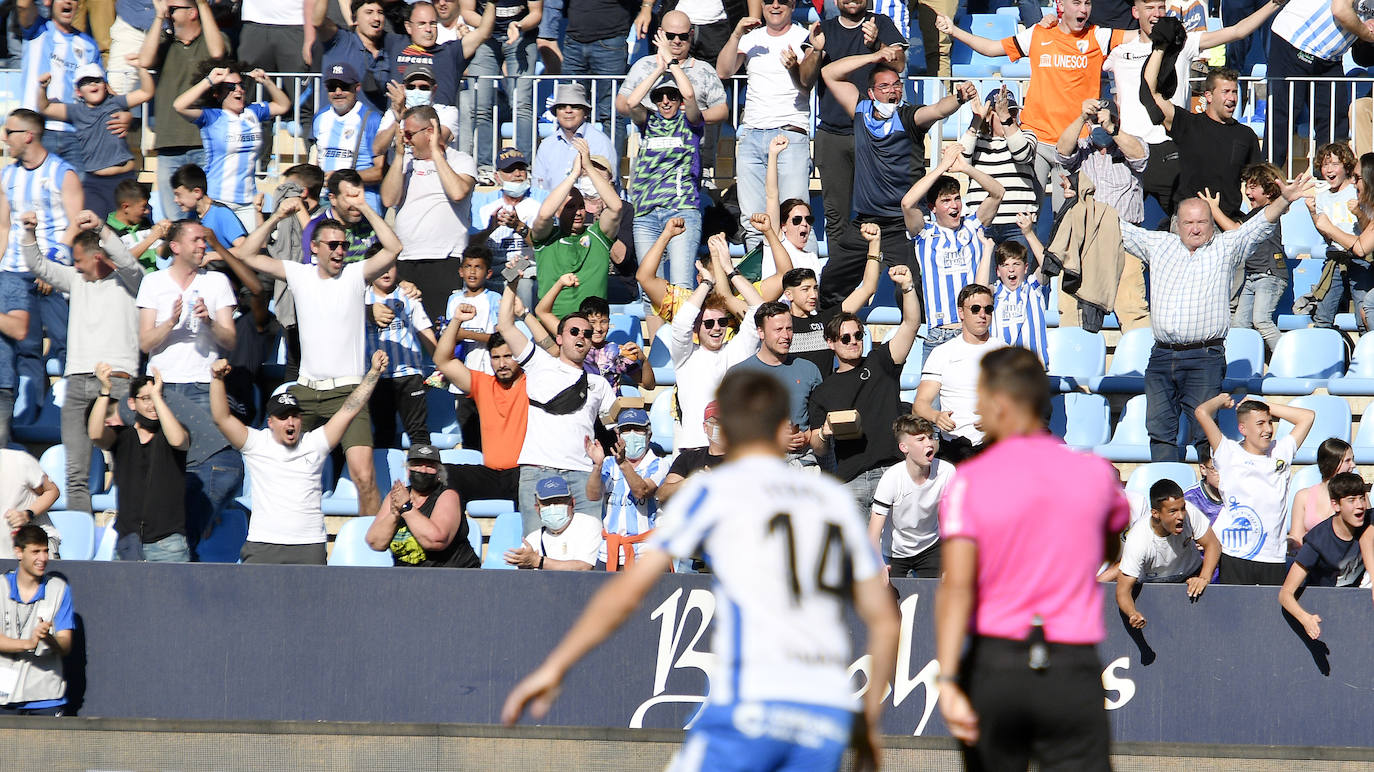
(187, 290, 201, 334)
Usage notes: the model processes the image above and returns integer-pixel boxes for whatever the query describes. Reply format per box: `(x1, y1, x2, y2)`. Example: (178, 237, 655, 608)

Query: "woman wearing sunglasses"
(173, 59, 291, 230)
(760, 134, 822, 281)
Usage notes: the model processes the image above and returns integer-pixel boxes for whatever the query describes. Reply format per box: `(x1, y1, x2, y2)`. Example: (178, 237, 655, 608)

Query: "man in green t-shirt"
(532, 137, 625, 317)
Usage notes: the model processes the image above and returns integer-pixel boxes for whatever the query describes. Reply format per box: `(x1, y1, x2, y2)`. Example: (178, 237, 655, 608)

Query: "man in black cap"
(209, 351, 389, 564)
(313, 62, 386, 210)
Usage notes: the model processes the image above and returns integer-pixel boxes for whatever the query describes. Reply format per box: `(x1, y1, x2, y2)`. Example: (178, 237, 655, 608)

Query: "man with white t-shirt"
(914, 283, 1006, 463)
(230, 187, 404, 518)
(503, 476, 602, 570)
(209, 353, 387, 564)
(1114, 479, 1221, 629)
(1106, 0, 1282, 215)
(136, 219, 240, 558)
(870, 415, 954, 580)
(1196, 393, 1315, 586)
(380, 103, 478, 320)
(497, 275, 616, 535)
(716, 3, 821, 251)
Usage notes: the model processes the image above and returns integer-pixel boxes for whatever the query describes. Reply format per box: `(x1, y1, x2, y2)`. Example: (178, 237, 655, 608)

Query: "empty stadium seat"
(1328, 333, 1374, 395)
(1274, 394, 1352, 465)
(1261, 328, 1346, 394)
(1125, 462, 1196, 496)
(48, 510, 95, 561)
(327, 517, 393, 567)
(859, 305, 902, 324)
(425, 387, 461, 438)
(1277, 258, 1320, 330)
(93, 525, 116, 561)
(482, 511, 524, 569)
(1048, 393, 1110, 451)
(441, 448, 484, 465)
(1046, 327, 1105, 391)
(883, 325, 926, 390)
(607, 312, 643, 348)
(1222, 327, 1265, 392)
(648, 324, 676, 386)
(13, 379, 63, 444)
(1089, 327, 1152, 393)
(198, 505, 249, 563)
(467, 519, 483, 558)
(951, 16, 1016, 78)
(1094, 395, 1152, 462)
(322, 449, 406, 516)
(649, 395, 675, 455)
(38, 445, 105, 511)
(466, 499, 515, 518)
(1357, 406, 1374, 464)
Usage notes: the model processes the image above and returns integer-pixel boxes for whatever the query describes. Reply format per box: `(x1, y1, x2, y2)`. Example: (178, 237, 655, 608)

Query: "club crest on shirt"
(1220, 498, 1265, 560)
(1077, 39, 1090, 54)
(859, 367, 871, 381)
(1274, 458, 1287, 473)
(580, 235, 590, 248)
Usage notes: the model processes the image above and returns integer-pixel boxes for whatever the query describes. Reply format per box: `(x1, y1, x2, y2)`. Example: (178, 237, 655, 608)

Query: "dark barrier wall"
(18, 562, 1374, 747)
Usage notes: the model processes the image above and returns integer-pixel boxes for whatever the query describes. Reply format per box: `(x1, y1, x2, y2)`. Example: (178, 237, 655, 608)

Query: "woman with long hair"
(1289, 437, 1355, 549)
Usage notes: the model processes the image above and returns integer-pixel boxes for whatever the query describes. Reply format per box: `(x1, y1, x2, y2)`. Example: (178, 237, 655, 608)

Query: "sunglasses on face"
(563, 326, 592, 338)
(168, 4, 195, 11)
(77, 78, 103, 88)
(402, 126, 432, 140)
(315, 239, 347, 252)
(763, 0, 792, 6)
(663, 30, 690, 40)
(790, 214, 815, 226)
(838, 329, 865, 344)
(221, 80, 244, 91)
(405, 82, 433, 91)
(966, 303, 994, 315)
(699, 317, 728, 330)
(2, 127, 26, 136)
(325, 81, 353, 92)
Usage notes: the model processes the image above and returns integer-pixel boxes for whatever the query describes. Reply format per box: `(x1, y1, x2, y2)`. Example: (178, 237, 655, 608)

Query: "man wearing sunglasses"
(312, 63, 386, 213)
(230, 185, 405, 519)
(914, 283, 1006, 463)
(15, 0, 102, 172)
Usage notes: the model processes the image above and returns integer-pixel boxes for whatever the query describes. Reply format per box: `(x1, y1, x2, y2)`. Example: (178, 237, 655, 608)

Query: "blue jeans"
(562, 36, 629, 156)
(0, 387, 12, 448)
(40, 130, 84, 178)
(116, 532, 191, 562)
(462, 34, 538, 167)
(1314, 257, 1373, 330)
(843, 466, 886, 518)
(922, 325, 961, 364)
(1144, 344, 1225, 462)
(633, 206, 703, 288)
(63, 372, 130, 513)
(154, 147, 206, 222)
(735, 126, 812, 251)
(17, 283, 66, 391)
(1232, 272, 1287, 352)
(517, 464, 593, 536)
(184, 447, 244, 560)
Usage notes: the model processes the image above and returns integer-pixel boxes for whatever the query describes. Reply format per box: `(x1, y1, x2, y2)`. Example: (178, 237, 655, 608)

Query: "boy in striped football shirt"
(976, 212, 1050, 365)
(366, 261, 438, 448)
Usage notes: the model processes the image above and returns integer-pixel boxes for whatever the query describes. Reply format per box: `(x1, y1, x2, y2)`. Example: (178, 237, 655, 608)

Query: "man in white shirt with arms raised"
(503, 369, 900, 771)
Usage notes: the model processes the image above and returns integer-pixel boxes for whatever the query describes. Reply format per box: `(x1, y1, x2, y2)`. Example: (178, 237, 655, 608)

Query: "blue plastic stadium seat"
(1274, 394, 1352, 465)
(1261, 328, 1346, 395)
(859, 305, 901, 324)
(425, 387, 461, 437)
(1183, 407, 1241, 462)
(1046, 327, 1106, 392)
(610, 303, 647, 321)
(1286, 464, 1323, 513)
(950, 15, 1015, 78)
(48, 510, 95, 561)
(11, 374, 39, 425)
(327, 516, 393, 567)
(92, 525, 116, 561)
(1045, 276, 1060, 328)
(1280, 203, 1323, 259)
(198, 505, 249, 563)
(1223, 327, 1266, 392)
(482, 511, 524, 569)
(322, 448, 406, 516)
(1125, 462, 1196, 496)
(1354, 408, 1374, 464)
(1328, 333, 1374, 395)
(467, 499, 515, 518)
(882, 324, 925, 390)
(648, 324, 676, 387)
(649, 394, 675, 455)
(1048, 393, 1110, 451)
(607, 312, 643, 348)
(467, 519, 483, 558)
(1095, 395, 1152, 462)
(91, 484, 119, 512)
(1089, 327, 1152, 393)
(13, 383, 61, 444)
(1277, 258, 1320, 329)
(38, 445, 105, 511)
(441, 448, 484, 466)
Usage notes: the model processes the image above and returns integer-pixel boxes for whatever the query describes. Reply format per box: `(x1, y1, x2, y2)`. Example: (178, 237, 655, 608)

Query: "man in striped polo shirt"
(16, 0, 102, 171)
(312, 63, 385, 212)
(366, 264, 437, 448)
(584, 407, 668, 571)
(1268, 0, 1374, 168)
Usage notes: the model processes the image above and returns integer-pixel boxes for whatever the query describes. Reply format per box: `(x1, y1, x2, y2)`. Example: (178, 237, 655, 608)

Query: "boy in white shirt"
(869, 415, 955, 579)
(1195, 393, 1315, 586)
(1115, 479, 1222, 629)
(443, 246, 501, 447)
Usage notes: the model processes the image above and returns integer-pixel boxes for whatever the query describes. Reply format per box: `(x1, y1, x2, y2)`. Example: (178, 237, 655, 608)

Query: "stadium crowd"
(2, 0, 1374, 712)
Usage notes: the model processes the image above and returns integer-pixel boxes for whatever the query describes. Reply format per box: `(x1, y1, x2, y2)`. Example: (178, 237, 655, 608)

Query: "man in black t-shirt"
(88, 365, 191, 562)
(657, 401, 726, 505)
(782, 223, 884, 375)
(809, 264, 921, 513)
(1144, 54, 1259, 220)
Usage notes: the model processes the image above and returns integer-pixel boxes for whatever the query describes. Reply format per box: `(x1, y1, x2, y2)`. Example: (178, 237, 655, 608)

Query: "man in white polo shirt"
(914, 283, 1006, 463)
(230, 186, 403, 517)
(208, 351, 388, 564)
(497, 274, 615, 535)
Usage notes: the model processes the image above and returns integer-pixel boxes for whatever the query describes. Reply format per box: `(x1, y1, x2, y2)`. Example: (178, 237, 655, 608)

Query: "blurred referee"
(934, 346, 1129, 770)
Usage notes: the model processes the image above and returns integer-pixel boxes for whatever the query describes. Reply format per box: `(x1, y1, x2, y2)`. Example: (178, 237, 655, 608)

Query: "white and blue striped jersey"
(1, 153, 77, 272)
(313, 102, 382, 175)
(20, 20, 100, 132)
(596, 452, 670, 564)
(1272, 0, 1369, 60)
(365, 286, 434, 378)
(913, 214, 988, 329)
(649, 455, 881, 710)
(193, 103, 273, 205)
(872, 0, 910, 38)
(444, 288, 499, 380)
(992, 276, 1049, 365)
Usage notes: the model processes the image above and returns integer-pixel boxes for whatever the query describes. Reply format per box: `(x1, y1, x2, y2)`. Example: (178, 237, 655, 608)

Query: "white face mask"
(405, 89, 432, 109)
(540, 504, 571, 532)
(872, 100, 899, 119)
(708, 424, 723, 446)
(502, 180, 530, 198)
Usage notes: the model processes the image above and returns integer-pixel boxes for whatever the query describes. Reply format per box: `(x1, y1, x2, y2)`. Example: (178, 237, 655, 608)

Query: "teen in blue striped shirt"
(366, 263, 438, 448)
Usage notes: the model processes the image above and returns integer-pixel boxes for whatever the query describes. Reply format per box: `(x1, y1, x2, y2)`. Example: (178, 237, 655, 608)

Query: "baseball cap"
(267, 392, 303, 419)
(325, 62, 360, 85)
(497, 147, 528, 171)
(983, 89, 1018, 110)
(75, 63, 105, 84)
(649, 74, 682, 99)
(1089, 126, 1114, 148)
(404, 63, 437, 84)
(617, 408, 650, 428)
(407, 444, 440, 464)
(535, 476, 571, 501)
(703, 401, 720, 422)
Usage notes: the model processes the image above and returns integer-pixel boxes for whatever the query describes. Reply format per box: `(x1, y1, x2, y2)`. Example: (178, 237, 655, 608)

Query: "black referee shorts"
(960, 636, 1110, 772)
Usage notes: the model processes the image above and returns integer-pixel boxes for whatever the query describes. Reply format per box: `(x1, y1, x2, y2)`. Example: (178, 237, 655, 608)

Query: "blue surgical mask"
(622, 430, 648, 459)
(405, 89, 432, 109)
(502, 180, 530, 198)
(540, 504, 571, 532)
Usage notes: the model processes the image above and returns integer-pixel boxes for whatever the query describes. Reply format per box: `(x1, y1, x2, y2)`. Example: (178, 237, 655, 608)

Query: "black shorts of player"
(889, 541, 941, 578)
(1217, 553, 1288, 585)
(960, 636, 1110, 772)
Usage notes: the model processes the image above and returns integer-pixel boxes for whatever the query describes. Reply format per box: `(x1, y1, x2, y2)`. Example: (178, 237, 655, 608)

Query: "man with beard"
(434, 311, 528, 504)
(209, 352, 388, 564)
(728, 302, 824, 469)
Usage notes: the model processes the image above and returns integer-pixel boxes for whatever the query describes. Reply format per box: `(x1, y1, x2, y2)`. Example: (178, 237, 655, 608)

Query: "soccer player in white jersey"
(503, 370, 901, 771)
(903, 142, 1004, 362)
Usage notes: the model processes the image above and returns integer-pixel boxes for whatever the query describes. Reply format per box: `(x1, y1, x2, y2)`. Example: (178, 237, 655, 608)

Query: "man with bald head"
(1120, 173, 1313, 462)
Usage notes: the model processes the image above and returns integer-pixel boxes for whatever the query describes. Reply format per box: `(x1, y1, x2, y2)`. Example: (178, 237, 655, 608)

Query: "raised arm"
(706, 233, 750, 319)
(715, 17, 761, 79)
(139, 0, 171, 68)
(229, 197, 302, 280)
(425, 120, 477, 201)
(841, 223, 885, 312)
(198, 0, 226, 56)
(460, 0, 497, 60)
(147, 368, 190, 450)
(949, 147, 1004, 227)
(1332, 0, 1374, 42)
(903, 144, 960, 234)
(765, 134, 787, 231)
(35, 74, 67, 122)
(322, 351, 388, 448)
(18, 212, 75, 292)
(174, 66, 230, 123)
(1201, 188, 1241, 231)
(16, 0, 38, 32)
(433, 304, 476, 391)
(536, 273, 578, 333)
(87, 363, 120, 450)
(1143, 48, 1176, 131)
(792, 23, 822, 89)
(1263, 172, 1313, 224)
(572, 137, 623, 237)
(497, 279, 532, 354)
(1201, 1, 1281, 48)
(886, 264, 922, 362)
(355, 200, 404, 281)
(1057, 100, 1095, 158)
(912, 79, 976, 127)
(622, 51, 669, 122)
(531, 153, 583, 242)
(312, 0, 338, 37)
(1016, 213, 1048, 285)
(935, 12, 1006, 57)
(123, 58, 157, 108)
(634, 216, 684, 308)
(246, 69, 292, 118)
(1192, 393, 1234, 451)
(1269, 399, 1317, 449)
(208, 359, 251, 449)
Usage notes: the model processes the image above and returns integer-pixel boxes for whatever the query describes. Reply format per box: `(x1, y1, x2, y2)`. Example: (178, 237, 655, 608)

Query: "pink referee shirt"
(940, 432, 1130, 644)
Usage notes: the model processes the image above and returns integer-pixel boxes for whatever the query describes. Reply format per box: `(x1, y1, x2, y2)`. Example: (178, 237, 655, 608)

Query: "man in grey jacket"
(21, 209, 143, 514)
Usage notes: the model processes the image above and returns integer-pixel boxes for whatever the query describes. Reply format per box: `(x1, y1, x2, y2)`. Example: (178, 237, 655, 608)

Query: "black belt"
(1157, 338, 1224, 351)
